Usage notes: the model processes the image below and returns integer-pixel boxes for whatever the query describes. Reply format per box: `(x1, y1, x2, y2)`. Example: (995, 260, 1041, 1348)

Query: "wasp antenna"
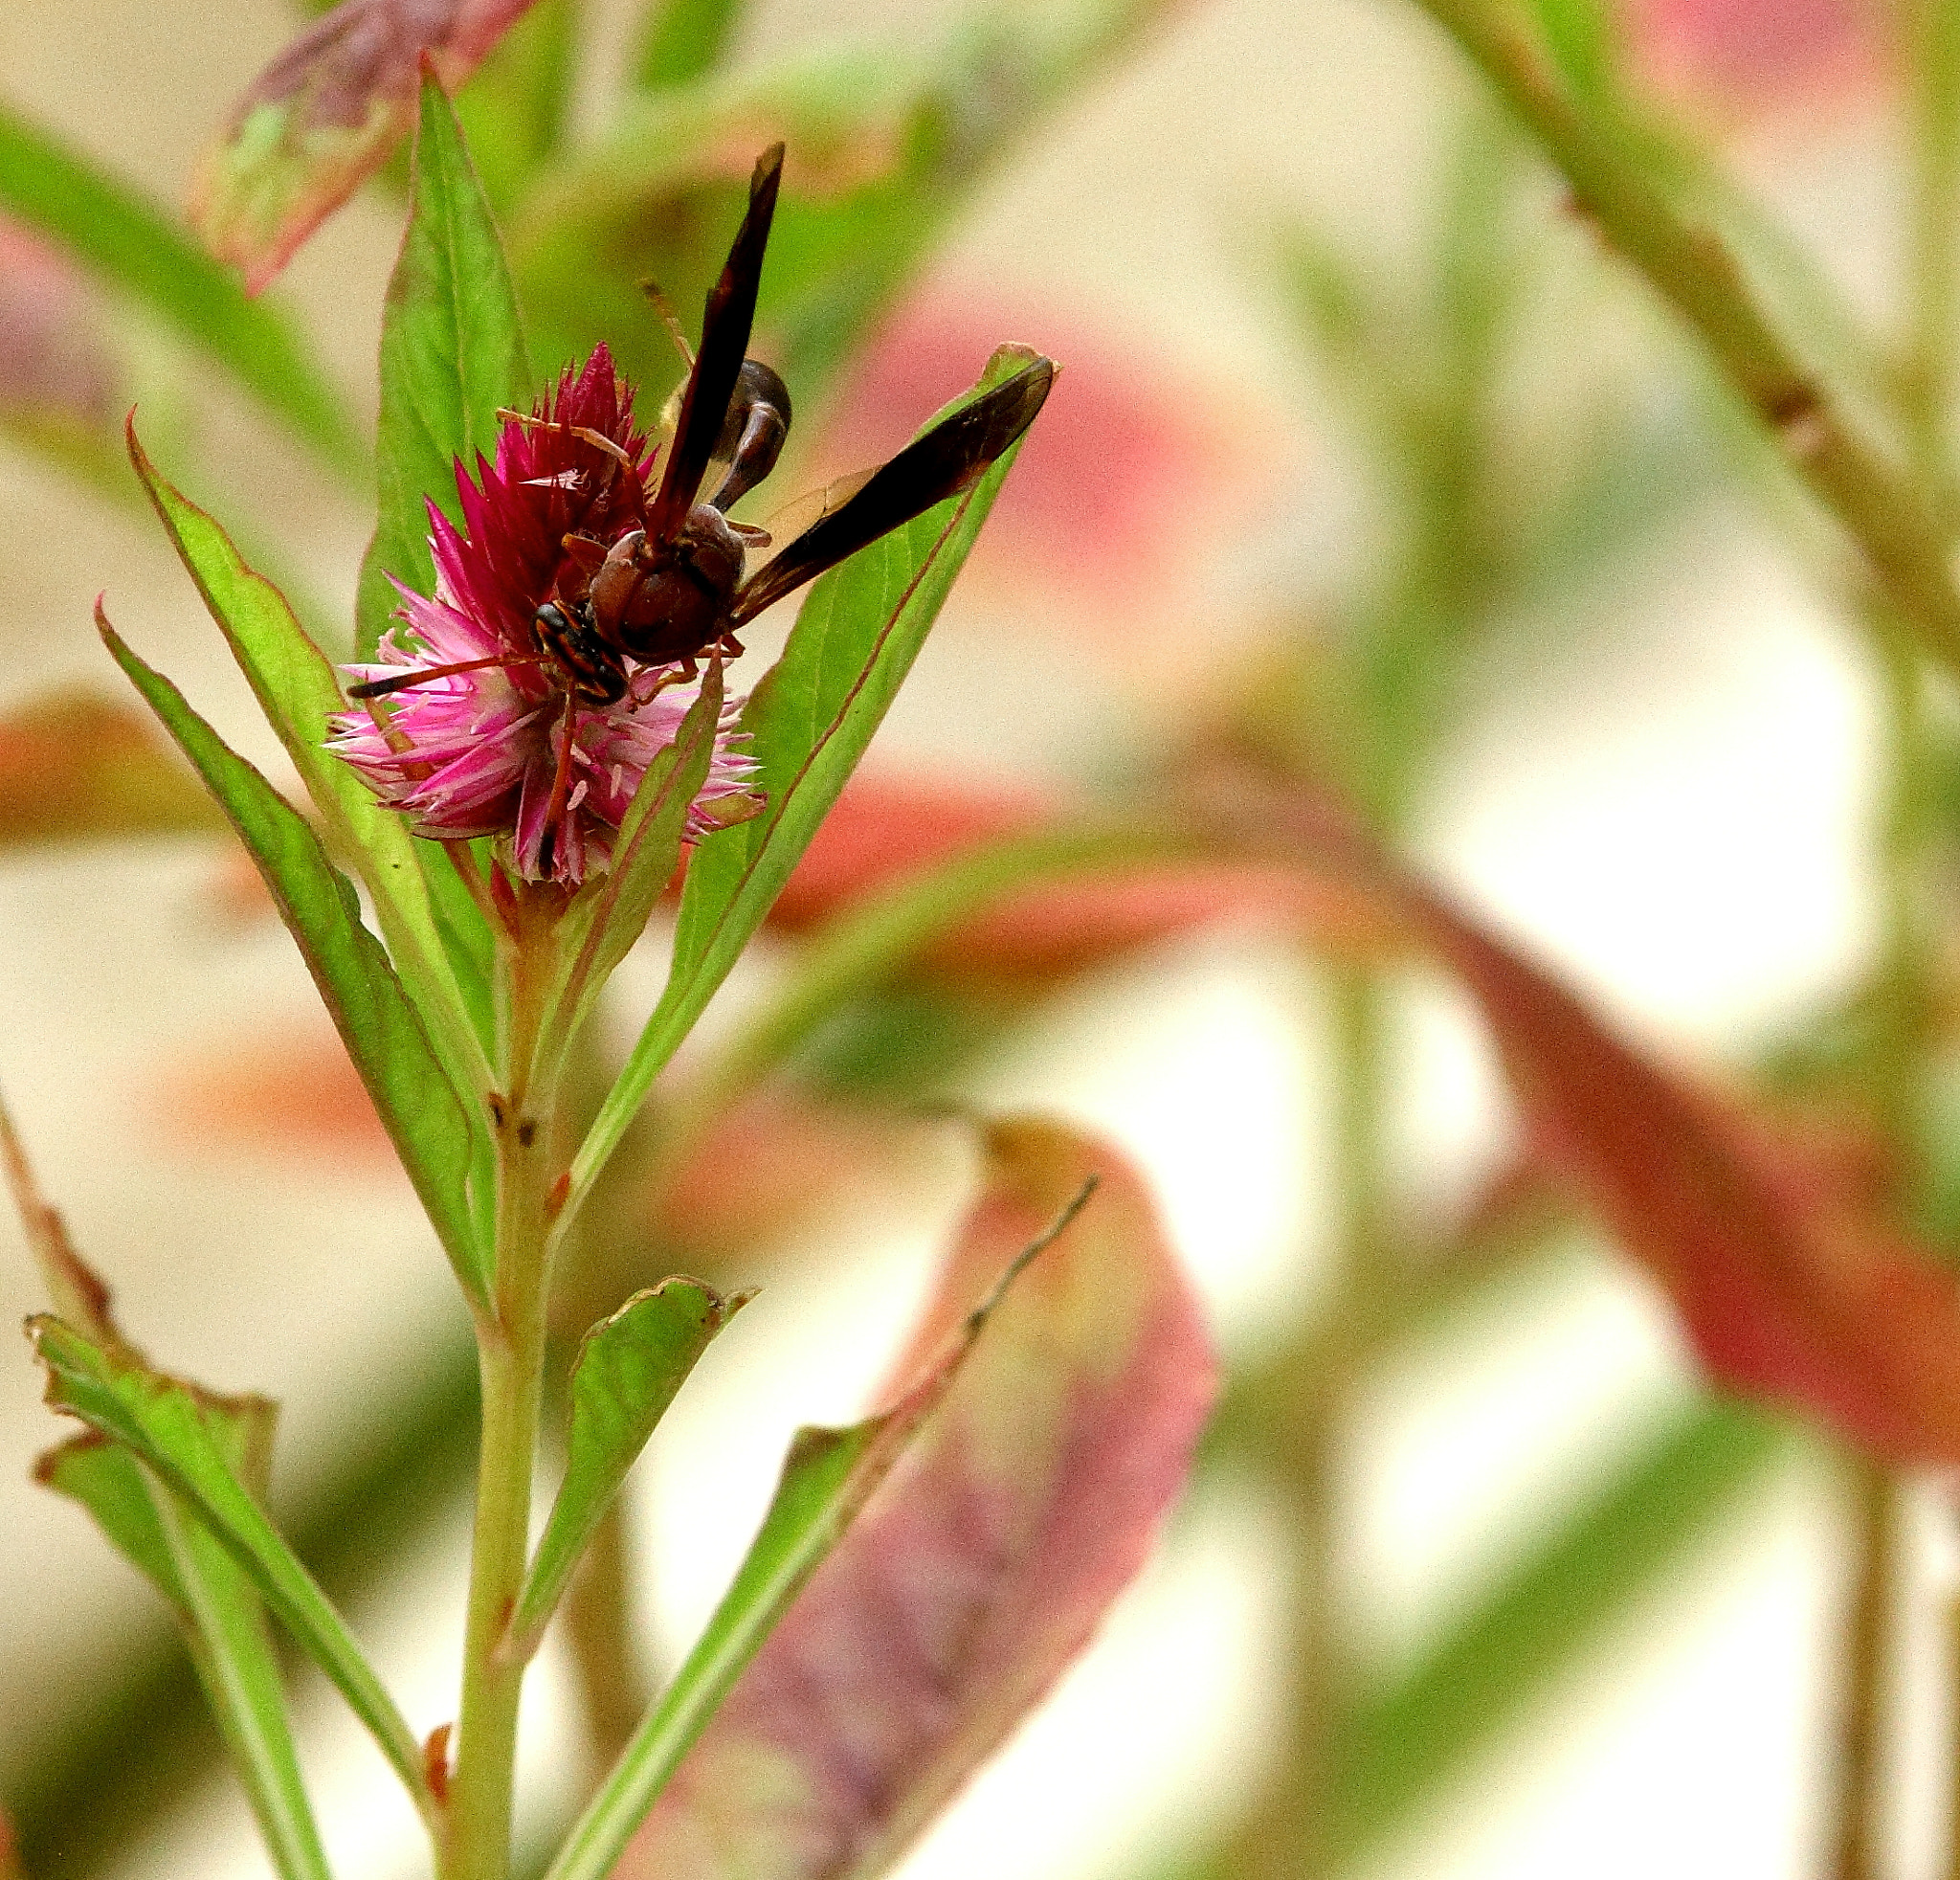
(639, 280, 697, 370)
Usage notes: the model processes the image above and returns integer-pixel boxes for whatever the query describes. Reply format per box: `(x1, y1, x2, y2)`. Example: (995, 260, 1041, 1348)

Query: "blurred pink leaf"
(0, 217, 116, 428)
(616, 1116, 1217, 1880)
(148, 1031, 395, 1169)
(190, 2, 539, 291)
(1258, 786, 1960, 1466)
(0, 686, 221, 848)
(1621, 0, 1885, 117)
(649, 1090, 946, 1265)
(812, 293, 1282, 683)
(763, 771, 1054, 933)
(1418, 887, 1960, 1463)
(762, 770, 1412, 979)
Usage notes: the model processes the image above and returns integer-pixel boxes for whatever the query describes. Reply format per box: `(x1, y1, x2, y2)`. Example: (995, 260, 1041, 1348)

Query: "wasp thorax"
(580, 505, 746, 669)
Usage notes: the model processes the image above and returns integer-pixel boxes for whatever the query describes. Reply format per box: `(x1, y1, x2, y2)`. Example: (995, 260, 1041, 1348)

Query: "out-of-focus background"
(0, 0, 1934, 1873)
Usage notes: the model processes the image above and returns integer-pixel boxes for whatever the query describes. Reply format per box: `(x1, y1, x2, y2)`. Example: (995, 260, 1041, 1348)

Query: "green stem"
(1215, 966, 1398, 1880)
(563, 1503, 650, 1776)
(446, 895, 566, 1880)
(1401, 0, 1960, 677)
(1904, 0, 1960, 504)
(1832, 1460, 1895, 1880)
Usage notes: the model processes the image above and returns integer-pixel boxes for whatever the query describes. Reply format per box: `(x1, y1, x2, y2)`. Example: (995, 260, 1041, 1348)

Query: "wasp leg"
(639, 280, 697, 370)
(497, 409, 638, 477)
(538, 689, 581, 880)
(346, 652, 540, 701)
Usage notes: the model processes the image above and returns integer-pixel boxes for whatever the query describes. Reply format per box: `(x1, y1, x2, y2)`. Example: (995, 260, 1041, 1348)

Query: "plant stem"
(1832, 1460, 1896, 1880)
(1401, 0, 1960, 678)
(1904, 0, 1960, 507)
(563, 1504, 650, 1775)
(1217, 966, 1397, 1880)
(447, 894, 566, 1880)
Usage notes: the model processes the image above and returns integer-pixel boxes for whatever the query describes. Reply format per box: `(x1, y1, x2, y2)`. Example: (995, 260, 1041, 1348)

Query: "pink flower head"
(328, 345, 763, 886)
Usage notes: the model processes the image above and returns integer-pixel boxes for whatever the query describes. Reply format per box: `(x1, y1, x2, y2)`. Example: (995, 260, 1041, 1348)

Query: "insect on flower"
(345, 143, 1056, 877)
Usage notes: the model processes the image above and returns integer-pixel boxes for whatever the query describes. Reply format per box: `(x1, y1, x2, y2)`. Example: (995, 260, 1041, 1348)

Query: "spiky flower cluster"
(329, 346, 762, 885)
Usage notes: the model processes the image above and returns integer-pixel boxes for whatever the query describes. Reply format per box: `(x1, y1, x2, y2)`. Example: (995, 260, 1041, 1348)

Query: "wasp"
(351, 142, 1054, 719)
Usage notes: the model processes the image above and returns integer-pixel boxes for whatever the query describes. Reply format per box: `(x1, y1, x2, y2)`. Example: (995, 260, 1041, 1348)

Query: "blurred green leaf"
(99, 617, 486, 1302)
(685, 823, 1167, 1130)
(357, 74, 533, 656)
(539, 1196, 1061, 1880)
(41, 1432, 331, 1880)
(1522, 0, 1616, 102)
(456, 0, 581, 218)
(1327, 1400, 1789, 1861)
(514, 1279, 746, 1651)
(127, 423, 500, 1121)
(0, 104, 365, 481)
(28, 1315, 434, 1820)
(515, 0, 1171, 400)
(633, 0, 748, 90)
(569, 348, 1041, 1209)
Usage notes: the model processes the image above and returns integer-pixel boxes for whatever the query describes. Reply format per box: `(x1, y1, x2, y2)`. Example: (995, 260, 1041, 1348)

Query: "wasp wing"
(745, 467, 879, 563)
(729, 356, 1055, 625)
(645, 145, 784, 541)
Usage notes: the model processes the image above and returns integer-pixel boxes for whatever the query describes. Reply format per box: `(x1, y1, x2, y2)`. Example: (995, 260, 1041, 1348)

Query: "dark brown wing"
(645, 145, 784, 542)
(729, 356, 1055, 625)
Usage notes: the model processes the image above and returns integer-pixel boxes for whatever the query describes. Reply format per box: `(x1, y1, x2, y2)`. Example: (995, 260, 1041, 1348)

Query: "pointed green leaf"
(617, 1121, 1214, 1880)
(152, 1490, 335, 1880)
(40, 1433, 333, 1880)
(514, 1278, 747, 1652)
(0, 104, 364, 481)
(546, 667, 729, 1059)
(99, 615, 484, 1299)
(539, 1170, 1093, 1880)
(569, 348, 1044, 1212)
(127, 423, 497, 1113)
(357, 74, 532, 656)
(40, 1437, 184, 1598)
(29, 1315, 433, 1822)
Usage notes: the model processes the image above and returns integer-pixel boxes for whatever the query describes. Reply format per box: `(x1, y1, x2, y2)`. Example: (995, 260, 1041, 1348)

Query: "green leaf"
(455, 0, 580, 218)
(126, 423, 498, 1117)
(357, 74, 532, 657)
(632, 0, 749, 90)
(1522, 0, 1616, 102)
(540, 1184, 1083, 1880)
(1327, 1400, 1788, 1861)
(545, 667, 731, 1062)
(40, 1437, 185, 1597)
(0, 103, 365, 482)
(40, 1434, 332, 1880)
(568, 348, 1042, 1212)
(29, 1315, 434, 1824)
(512, 1278, 747, 1653)
(98, 615, 486, 1300)
(514, 0, 1165, 398)
(623, 1121, 1213, 1880)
